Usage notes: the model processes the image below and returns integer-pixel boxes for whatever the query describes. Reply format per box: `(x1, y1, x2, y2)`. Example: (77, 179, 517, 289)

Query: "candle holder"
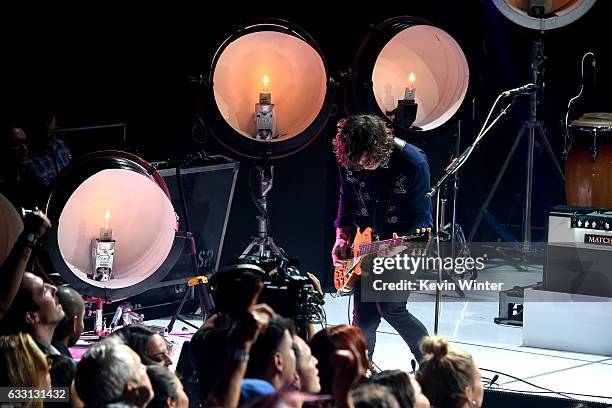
(90, 238, 115, 281)
(388, 99, 418, 129)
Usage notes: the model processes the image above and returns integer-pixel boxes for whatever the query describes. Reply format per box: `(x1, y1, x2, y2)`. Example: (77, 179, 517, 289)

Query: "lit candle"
(404, 72, 416, 101)
(100, 209, 113, 241)
(259, 74, 272, 105)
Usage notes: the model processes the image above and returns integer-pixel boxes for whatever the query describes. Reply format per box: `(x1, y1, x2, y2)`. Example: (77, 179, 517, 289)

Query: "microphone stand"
(427, 97, 514, 335)
(168, 151, 215, 332)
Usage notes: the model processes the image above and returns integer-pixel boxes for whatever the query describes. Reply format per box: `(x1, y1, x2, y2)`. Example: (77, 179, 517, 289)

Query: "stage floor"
(322, 291, 612, 404)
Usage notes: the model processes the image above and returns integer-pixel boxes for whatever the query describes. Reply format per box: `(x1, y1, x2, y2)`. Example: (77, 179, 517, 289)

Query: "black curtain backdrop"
(2, 1, 610, 290)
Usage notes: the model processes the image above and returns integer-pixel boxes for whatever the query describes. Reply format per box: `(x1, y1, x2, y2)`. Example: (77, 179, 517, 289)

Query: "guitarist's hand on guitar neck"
(332, 227, 353, 266)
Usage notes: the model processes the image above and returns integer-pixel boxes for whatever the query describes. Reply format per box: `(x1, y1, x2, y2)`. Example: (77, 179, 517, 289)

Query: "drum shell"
(565, 132, 612, 208)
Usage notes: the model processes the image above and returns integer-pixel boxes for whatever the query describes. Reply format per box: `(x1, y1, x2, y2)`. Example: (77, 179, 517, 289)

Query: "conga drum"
(565, 114, 612, 208)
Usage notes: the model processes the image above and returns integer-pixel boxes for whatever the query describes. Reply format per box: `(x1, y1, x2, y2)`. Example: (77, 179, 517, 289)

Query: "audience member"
(351, 384, 400, 408)
(309, 325, 370, 395)
(0, 272, 65, 356)
(0, 101, 70, 210)
(51, 286, 85, 359)
(0, 123, 45, 210)
(0, 333, 50, 393)
(416, 336, 484, 408)
(292, 335, 321, 395)
(75, 335, 153, 408)
(114, 325, 172, 367)
(22, 106, 71, 191)
(370, 370, 430, 408)
(240, 317, 297, 405)
(48, 353, 77, 389)
(147, 365, 189, 408)
(0, 207, 51, 320)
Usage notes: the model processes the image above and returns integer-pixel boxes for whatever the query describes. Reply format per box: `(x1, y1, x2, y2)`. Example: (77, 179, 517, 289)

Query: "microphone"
(411, 358, 417, 373)
(501, 83, 538, 98)
(592, 55, 597, 84)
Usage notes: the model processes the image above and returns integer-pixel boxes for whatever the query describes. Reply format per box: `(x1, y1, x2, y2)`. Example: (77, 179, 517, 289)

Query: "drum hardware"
(591, 133, 598, 161)
(563, 51, 597, 159)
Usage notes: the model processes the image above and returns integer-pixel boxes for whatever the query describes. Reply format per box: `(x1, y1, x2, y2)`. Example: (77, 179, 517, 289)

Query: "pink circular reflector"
(57, 169, 176, 290)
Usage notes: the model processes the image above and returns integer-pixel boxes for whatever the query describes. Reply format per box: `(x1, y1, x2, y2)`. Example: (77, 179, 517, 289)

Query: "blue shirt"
(25, 136, 71, 187)
(335, 141, 433, 239)
(239, 378, 276, 405)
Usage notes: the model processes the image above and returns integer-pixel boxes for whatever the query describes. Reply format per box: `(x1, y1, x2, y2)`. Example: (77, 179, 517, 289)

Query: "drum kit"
(566, 112, 612, 208)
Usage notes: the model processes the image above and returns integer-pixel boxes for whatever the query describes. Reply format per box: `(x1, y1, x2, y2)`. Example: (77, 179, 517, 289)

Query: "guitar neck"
(357, 238, 407, 256)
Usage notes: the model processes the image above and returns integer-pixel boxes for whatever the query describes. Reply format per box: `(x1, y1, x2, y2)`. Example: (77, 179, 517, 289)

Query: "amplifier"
(125, 155, 238, 312)
(545, 205, 612, 297)
(156, 155, 239, 285)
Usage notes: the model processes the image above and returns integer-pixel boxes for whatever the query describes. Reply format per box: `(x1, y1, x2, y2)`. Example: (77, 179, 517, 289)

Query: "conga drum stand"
(468, 36, 565, 251)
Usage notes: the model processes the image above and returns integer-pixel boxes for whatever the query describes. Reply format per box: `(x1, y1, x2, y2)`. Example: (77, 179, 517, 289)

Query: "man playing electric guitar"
(331, 114, 432, 364)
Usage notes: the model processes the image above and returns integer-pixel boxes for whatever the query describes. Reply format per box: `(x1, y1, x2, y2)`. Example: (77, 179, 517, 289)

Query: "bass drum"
(565, 115, 612, 208)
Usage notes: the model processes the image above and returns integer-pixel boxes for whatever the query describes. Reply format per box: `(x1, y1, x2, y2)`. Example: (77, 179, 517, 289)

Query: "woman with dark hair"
(309, 324, 370, 395)
(371, 369, 430, 408)
(147, 365, 189, 408)
(416, 336, 483, 408)
(113, 325, 172, 367)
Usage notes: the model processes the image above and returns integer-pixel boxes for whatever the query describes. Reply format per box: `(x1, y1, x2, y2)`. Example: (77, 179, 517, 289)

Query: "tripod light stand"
(470, 0, 597, 246)
(468, 35, 564, 248)
(198, 19, 336, 268)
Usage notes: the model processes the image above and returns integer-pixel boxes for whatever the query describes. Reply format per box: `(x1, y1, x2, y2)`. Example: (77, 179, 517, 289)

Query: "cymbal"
(581, 112, 612, 120)
(570, 117, 612, 131)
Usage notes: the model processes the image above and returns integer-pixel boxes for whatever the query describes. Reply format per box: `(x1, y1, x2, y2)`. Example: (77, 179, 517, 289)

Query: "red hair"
(332, 118, 350, 167)
(327, 325, 369, 370)
(309, 324, 370, 395)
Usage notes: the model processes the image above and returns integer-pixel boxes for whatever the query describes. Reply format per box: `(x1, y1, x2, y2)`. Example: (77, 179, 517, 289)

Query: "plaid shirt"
(26, 136, 71, 187)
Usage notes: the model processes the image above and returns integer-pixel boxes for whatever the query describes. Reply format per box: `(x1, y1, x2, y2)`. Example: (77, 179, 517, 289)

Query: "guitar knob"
(416, 228, 421, 234)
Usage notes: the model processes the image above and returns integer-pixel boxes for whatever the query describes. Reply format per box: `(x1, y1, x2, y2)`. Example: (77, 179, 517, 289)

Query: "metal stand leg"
(240, 161, 287, 264)
(468, 35, 564, 248)
(537, 123, 565, 183)
(468, 124, 526, 242)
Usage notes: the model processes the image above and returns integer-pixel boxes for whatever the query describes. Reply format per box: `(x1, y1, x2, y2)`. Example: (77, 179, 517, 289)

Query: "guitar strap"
(373, 137, 406, 239)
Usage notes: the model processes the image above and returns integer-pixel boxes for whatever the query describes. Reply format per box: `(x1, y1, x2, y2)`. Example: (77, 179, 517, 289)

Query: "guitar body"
(334, 227, 373, 294)
(333, 227, 431, 294)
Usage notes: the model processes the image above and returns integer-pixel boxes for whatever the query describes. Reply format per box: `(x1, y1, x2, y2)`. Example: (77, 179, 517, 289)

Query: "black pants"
(352, 280, 429, 364)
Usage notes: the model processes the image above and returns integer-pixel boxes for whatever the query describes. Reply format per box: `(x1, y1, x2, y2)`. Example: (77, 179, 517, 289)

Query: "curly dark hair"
(332, 114, 394, 168)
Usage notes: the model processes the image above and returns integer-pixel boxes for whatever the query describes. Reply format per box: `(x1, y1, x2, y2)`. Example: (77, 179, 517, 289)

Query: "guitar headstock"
(401, 227, 432, 242)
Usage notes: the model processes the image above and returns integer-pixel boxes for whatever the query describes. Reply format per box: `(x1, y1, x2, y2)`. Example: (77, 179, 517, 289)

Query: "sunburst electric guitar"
(334, 227, 431, 294)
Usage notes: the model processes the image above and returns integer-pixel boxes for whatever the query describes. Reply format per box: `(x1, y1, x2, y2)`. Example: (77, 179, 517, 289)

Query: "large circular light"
(199, 20, 335, 159)
(45, 151, 183, 300)
(0, 193, 23, 266)
(352, 16, 469, 132)
(492, 0, 597, 30)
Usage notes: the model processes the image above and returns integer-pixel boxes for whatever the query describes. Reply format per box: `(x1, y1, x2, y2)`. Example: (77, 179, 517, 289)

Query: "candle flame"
(409, 72, 416, 84)
(104, 210, 111, 229)
(262, 74, 270, 89)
